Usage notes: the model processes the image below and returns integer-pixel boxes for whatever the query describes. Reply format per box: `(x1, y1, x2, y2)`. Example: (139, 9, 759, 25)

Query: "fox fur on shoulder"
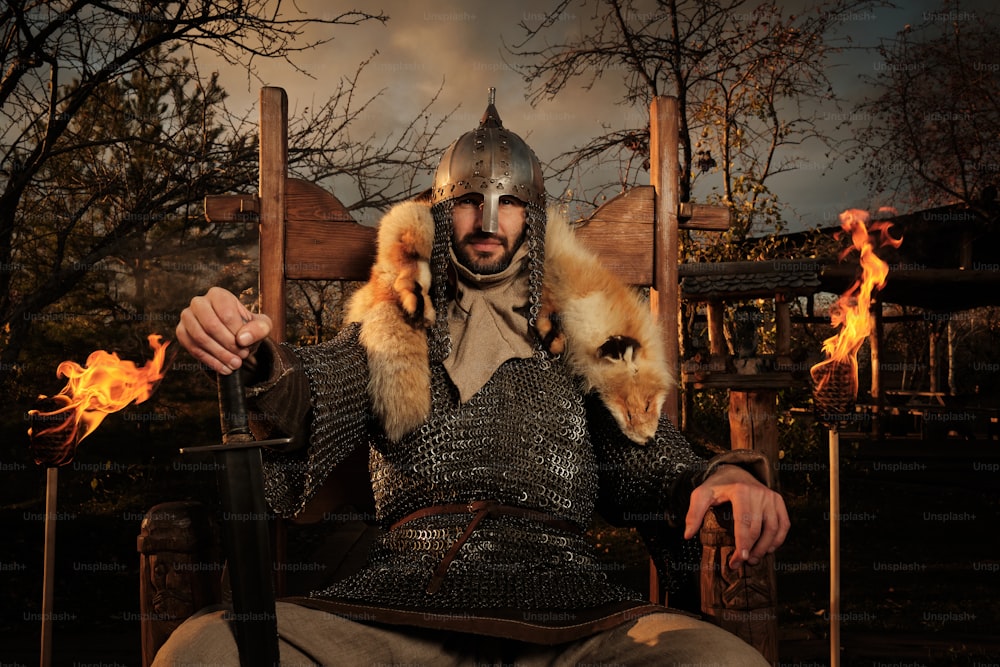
(344, 201, 436, 442)
(539, 211, 672, 444)
(345, 200, 672, 445)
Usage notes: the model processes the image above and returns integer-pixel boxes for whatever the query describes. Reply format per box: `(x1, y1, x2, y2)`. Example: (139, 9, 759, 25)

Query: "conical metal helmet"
(431, 88, 545, 233)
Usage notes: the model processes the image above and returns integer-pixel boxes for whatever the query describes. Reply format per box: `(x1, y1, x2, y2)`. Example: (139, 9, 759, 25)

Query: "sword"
(181, 371, 290, 666)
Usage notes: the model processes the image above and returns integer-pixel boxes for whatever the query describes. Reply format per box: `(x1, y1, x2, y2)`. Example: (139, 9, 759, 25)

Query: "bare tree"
(2, 39, 260, 371)
(285, 54, 454, 217)
(851, 0, 1000, 215)
(0, 2, 448, 370)
(285, 280, 364, 346)
(507, 0, 888, 254)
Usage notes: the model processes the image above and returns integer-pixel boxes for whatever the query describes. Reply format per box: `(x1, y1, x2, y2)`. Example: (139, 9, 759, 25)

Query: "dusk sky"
(207, 0, 992, 231)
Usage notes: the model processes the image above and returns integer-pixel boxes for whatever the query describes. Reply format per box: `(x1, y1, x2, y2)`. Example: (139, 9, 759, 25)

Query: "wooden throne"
(137, 87, 779, 666)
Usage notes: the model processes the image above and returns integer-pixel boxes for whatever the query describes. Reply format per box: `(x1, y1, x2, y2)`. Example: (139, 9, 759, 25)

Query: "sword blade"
(215, 371, 279, 667)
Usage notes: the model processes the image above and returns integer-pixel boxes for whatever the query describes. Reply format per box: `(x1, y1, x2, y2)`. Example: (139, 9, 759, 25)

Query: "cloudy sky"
(208, 0, 990, 231)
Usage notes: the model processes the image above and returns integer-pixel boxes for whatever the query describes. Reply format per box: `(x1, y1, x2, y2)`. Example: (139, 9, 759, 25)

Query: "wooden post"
(729, 390, 780, 469)
(928, 324, 939, 395)
(870, 304, 881, 402)
(947, 319, 956, 397)
(871, 302, 883, 437)
(829, 429, 841, 667)
(40, 467, 57, 667)
(258, 86, 288, 597)
(700, 506, 779, 663)
(647, 96, 680, 606)
(724, 301, 780, 664)
(138, 502, 221, 667)
(775, 295, 791, 363)
(707, 301, 727, 357)
(648, 96, 680, 426)
(259, 87, 288, 342)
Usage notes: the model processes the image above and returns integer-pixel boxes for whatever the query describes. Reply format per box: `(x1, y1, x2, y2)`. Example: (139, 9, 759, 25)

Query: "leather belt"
(390, 500, 582, 595)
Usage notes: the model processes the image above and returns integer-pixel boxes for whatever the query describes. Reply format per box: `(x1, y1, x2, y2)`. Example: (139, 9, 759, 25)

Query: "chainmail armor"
(307, 350, 659, 610)
(257, 190, 710, 622)
(261, 324, 372, 519)
(371, 356, 594, 526)
(586, 393, 707, 597)
(586, 393, 704, 528)
(257, 321, 703, 612)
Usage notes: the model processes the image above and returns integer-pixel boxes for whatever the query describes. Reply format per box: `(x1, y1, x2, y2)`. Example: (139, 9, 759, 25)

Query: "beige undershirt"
(443, 244, 534, 402)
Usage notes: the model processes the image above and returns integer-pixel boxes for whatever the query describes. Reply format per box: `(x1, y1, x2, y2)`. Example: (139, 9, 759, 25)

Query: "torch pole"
(829, 428, 841, 667)
(41, 466, 58, 667)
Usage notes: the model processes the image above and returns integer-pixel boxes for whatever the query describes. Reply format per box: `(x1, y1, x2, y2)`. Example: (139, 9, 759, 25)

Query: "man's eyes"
(455, 196, 523, 207)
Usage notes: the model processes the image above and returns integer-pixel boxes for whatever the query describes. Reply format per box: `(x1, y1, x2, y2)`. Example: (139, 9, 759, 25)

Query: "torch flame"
(811, 209, 902, 409)
(27, 334, 170, 466)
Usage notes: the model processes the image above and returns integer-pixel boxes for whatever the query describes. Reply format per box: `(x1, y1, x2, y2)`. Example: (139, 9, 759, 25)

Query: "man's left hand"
(684, 464, 790, 569)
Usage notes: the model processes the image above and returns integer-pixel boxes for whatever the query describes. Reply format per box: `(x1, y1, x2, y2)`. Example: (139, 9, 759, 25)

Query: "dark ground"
(2, 423, 999, 667)
(774, 434, 1000, 666)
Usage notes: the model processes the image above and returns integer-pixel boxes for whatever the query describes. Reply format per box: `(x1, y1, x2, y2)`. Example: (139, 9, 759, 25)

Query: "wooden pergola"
(673, 209, 1000, 443)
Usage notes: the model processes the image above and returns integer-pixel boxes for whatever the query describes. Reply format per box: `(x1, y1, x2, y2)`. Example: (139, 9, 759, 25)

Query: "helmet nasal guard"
(432, 88, 545, 233)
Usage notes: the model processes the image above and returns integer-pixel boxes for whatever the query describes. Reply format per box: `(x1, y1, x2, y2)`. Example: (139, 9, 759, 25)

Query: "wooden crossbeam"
(678, 202, 732, 231)
(580, 185, 730, 232)
(573, 186, 731, 287)
(206, 184, 726, 290)
(204, 193, 258, 222)
(204, 180, 375, 283)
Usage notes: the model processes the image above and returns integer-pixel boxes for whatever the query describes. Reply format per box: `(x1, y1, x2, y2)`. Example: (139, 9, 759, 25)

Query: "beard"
(451, 230, 524, 275)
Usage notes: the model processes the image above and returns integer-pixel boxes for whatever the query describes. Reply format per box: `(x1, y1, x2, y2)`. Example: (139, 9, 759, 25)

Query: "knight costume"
(154, 90, 774, 665)
(240, 91, 771, 644)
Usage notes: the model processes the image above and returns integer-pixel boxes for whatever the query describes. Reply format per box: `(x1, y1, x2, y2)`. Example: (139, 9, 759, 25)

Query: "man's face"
(451, 193, 527, 275)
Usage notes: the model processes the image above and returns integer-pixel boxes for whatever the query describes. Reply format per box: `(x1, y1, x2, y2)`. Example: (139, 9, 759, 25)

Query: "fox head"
(595, 337, 668, 445)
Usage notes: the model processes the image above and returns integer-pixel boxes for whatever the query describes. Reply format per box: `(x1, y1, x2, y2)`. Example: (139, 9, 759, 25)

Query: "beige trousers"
(153, 601, 769, 667)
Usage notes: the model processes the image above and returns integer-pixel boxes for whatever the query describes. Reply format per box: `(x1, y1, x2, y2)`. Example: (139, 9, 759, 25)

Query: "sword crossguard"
(178, 372, 293, 454)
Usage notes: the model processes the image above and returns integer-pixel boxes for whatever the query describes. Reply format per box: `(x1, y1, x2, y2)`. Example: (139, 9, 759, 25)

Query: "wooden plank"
(580, 186, 730, 231)
(678, 202, 731, 231)
(572, 217, 653, 286)
(682, 371, 801, 390)
(285, 178, 354, 223)
(588, 185, 656, 223)
(681, 285, 817, 301)
(284, 178, 375, 281)
(204, 194, 258, 223)
(285, 218, 376, 281)
(259, 87, 288, 341)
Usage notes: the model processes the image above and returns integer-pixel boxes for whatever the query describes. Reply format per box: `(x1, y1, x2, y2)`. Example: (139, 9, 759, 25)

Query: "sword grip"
(219, 369, 252, 441)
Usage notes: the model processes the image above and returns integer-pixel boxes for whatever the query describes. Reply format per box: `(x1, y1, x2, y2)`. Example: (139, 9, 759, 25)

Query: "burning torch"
(27, 334, 170, 667)
(811, 209, 900, 666)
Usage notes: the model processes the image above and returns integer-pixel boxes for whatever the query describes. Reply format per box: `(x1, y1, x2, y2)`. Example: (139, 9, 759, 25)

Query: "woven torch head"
(811, 359, 857, 429)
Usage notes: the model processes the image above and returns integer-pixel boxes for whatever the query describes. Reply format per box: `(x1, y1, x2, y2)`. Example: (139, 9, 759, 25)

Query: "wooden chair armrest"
(137, 501, 222, 667)
(699, 505, 778, 665)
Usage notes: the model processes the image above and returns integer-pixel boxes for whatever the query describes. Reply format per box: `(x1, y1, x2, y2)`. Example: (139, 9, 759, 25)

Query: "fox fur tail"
(345, 201, 435, 442)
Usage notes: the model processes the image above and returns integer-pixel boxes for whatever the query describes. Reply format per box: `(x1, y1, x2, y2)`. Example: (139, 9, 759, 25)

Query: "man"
(162, 91, 788, 665)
